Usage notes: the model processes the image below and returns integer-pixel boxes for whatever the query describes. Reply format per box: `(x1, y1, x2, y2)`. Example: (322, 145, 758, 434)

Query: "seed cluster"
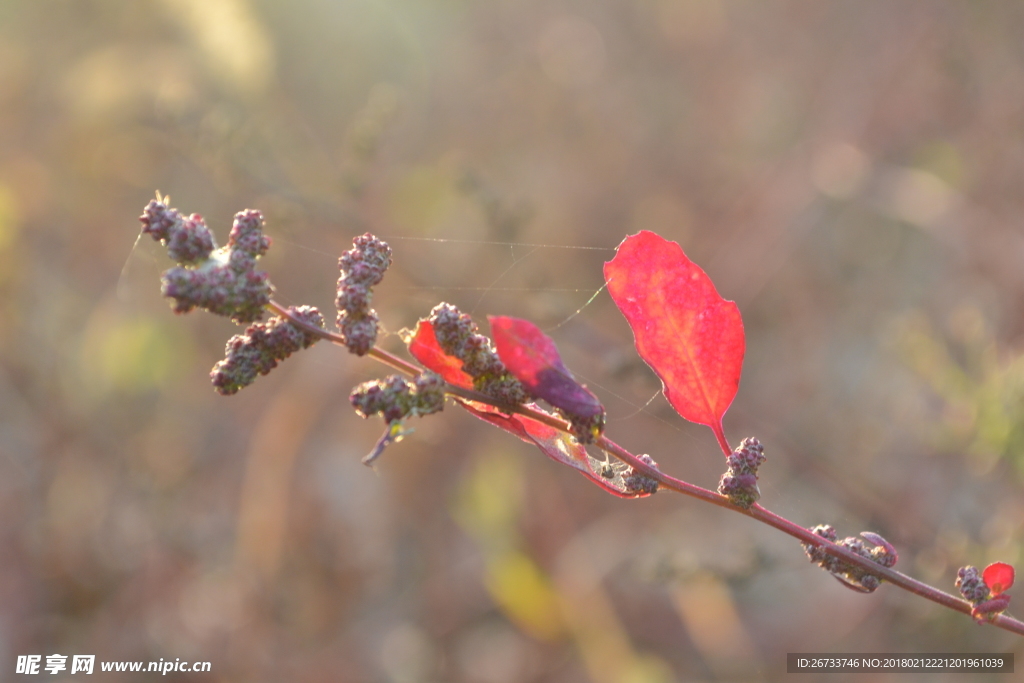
(802, 525, 897, 593)
(621, 453, 660, 495)
(717, 437, 766, 508)
(956, 566, 990, 603)
(140, 199, 274, 323)
(564, 412, 606, 445)
(336, 234, 392, 355)
(428, 303, 530, 407)
(956, 565, 1014, 623)
(350, 372, 446, 423)
(210, 306, 324, 395)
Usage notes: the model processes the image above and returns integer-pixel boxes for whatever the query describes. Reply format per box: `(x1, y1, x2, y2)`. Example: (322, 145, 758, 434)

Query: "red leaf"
(489, 315, 603, 418)
(604, 230, 744, 456)
(408, 319, 644, 497)
(457, 398, 650, 498)
(984, 562, 1015, 595)
(407, 320, 474, 389)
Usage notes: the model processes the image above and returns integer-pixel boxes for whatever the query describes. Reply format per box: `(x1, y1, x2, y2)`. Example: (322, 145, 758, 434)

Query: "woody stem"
(268, 299, 1024, 636)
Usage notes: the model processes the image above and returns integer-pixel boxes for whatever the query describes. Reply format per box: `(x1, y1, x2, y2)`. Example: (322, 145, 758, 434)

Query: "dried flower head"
(140, 198, 275, 323)
(336, 233, 392, 355)
(718, 436, 765, 508)
(427, 303, 530, 407)
(803, 527, 897, 593)
(210, 306, 324, 394)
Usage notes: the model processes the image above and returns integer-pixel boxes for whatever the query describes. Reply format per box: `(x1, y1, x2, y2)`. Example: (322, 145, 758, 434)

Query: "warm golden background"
(1, 1, 1023, 681)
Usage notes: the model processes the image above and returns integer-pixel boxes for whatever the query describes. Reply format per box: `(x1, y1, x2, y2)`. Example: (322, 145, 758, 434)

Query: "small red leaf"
(984, 562, 1015, 595)
(407, 320, 474, 389)
(489, 315, 603, 418)
(604, 231, 744, 456)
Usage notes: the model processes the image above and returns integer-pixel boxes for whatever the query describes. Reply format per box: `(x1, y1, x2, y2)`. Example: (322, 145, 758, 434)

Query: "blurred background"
(1, 0, 1023, 680)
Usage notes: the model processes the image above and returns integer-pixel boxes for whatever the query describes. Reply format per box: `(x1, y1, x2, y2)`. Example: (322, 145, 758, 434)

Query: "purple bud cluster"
(336, 234, 392, 355)
(210, 306, 324, 395)
(140, 199, 275, 323)
(350, 372, 446, 424)
(802, 525, 897, 593)
(717, 437, 766, 508)
(956, 566, 989, 602)
(141, 200, 215, 265)
(803, 524, 840, 570)
(622, 453, 660, 495)
(565, 412, 606, 445)
(228, 209, 272, 258)
(957, 566, 1012, 622)
(428, 303, 531, 407)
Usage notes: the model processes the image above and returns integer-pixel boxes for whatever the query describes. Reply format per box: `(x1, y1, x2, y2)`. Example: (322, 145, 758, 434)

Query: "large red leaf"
(604, 230, 744, 456)
(489, 315, 603, 418)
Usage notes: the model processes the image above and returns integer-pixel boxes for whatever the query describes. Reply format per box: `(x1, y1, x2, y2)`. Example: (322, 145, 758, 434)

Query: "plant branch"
(268, 298, 1024, 636)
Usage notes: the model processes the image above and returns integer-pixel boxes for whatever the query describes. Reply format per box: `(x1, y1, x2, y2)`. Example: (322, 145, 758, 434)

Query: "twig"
(268, 298, 1024, 636)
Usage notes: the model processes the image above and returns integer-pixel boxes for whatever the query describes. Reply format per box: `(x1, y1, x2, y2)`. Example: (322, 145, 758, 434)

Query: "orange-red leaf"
(604, 230, 744, 455)
(407, 319, 474, 389)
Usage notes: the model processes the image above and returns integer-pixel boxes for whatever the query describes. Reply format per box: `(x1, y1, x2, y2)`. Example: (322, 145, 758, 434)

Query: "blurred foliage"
(893, 307, 1024, 479)
(2, 1, 1024, 681)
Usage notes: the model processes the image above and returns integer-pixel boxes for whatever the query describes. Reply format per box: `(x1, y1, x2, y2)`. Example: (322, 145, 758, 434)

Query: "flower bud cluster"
(350, 372, 446, 424)
(622, 453, 660, 495)
(802, 525, 897, 593)
(956, 565, 1012, 623)
(140, 199, 274, 323)
(228, 209, 272, 258)
(428, 303, 530, 407)
(956, 566, 990, 603)
(717, 437, 766, 508)
(141, 200, 214, 264)
(336, 234, 392, 355)
(803, 524, 840, 571)
(565, 412, 606, 445)
(210, 306, 324, 395)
